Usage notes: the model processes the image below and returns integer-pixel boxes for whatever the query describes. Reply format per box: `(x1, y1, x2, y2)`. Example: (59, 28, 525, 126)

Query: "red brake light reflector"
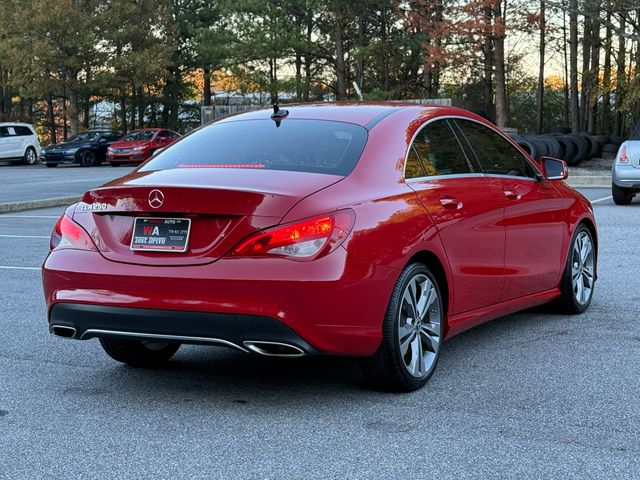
(50, 214, 97, 251)
(232, 210, 355, 260)
(618, 145, 629, 164)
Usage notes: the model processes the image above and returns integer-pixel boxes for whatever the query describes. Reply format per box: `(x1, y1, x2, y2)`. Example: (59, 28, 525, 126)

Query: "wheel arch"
(405, 249, 452, 334)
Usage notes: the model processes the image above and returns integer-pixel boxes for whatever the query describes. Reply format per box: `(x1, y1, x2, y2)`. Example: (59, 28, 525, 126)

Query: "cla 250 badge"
(79, 203, 108, 211)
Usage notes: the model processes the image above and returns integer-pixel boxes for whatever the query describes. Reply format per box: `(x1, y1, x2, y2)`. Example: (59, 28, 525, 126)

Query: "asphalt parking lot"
(0, 187, 639, 479)
(0, 163, 134, 204)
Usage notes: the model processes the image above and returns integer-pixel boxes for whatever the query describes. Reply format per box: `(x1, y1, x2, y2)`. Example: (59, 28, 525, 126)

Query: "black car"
(42, 130, 122, 167)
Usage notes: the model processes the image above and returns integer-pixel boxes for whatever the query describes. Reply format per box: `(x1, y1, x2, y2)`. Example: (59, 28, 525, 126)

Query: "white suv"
(0, 123, 41, 165)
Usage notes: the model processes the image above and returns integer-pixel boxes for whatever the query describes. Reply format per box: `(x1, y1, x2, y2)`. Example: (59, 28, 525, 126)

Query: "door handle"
(440, 198, 463, 209)
(503, 189, 521, 200)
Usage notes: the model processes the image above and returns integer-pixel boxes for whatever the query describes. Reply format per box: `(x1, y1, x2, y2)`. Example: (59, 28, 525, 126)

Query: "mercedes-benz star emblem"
(148, 189, 164, 209)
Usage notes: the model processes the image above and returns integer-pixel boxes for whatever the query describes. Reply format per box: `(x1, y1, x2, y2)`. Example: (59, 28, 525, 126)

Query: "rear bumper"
(42, 247, 399, 356)
(49, 303, 321, 355)
(612, 165, 640, 189)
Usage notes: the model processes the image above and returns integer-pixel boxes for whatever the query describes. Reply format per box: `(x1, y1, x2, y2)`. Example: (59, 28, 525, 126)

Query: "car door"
(0, 126, 20, 159)
(454, 119, 565, 301)
(405, 119, 509, 314)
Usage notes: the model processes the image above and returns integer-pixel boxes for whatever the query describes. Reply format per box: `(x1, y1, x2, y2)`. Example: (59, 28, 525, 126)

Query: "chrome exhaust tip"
(243, 341, 305, 357)
(49, 325, 77, 339)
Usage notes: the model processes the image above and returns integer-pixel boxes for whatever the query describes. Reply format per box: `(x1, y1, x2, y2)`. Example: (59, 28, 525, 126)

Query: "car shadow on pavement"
(58, 309, 572, 409)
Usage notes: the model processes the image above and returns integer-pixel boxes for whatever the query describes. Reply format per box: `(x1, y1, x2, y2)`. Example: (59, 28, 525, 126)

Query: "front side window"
(140, 119, 368, 176)
(455, 120, 534, 178)
(406, 120, 473, 179)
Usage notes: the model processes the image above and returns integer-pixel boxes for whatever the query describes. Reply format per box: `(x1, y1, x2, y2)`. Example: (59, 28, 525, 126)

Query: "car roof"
(214, 102, 477, 129)
(0, 122, 34, 127)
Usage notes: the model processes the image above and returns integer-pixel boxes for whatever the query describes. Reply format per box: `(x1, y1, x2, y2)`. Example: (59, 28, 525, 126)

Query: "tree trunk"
(47, 93, 56, 144)
(334, 10, 347, 100)
(569, 0, 580, 132)
(68, 80, 79, 137)
(203, 68, 212, 106)
(494, 1, 509, 128)
(587, 10, 601, 133)
(137, 86, 145, 128)
(303, 13, 312, 101)
(536, 0, 545, 133)
(580, 14, 592, 131)
(482, 6, 494, 121)
(602, 5, 612, 133)
(614, 12, 626, 136)
(62, 84, 68, 141)
(562, 6, 569, 127)
(120, 92, 127, 133)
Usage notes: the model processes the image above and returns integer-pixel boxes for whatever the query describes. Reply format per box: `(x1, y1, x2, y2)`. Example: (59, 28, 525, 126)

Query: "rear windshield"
(139, 119, 368, 176)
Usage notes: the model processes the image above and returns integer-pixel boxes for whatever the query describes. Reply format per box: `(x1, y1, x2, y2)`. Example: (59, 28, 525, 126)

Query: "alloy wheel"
(571, 231, 595, 305)
(398, 273, 442, 378)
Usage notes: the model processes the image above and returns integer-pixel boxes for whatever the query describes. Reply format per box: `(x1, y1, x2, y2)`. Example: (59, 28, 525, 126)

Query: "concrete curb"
(565, 176, 611, 188)
(0, 196, 79, 214)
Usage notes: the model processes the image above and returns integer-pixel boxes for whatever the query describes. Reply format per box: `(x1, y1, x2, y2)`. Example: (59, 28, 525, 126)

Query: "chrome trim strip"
(402, 114, 542, 181)
(243, 340, 306, 358)
(483, 174, 538, 182)
(80, 329, 249, 352)
(406, 173, 486, 183)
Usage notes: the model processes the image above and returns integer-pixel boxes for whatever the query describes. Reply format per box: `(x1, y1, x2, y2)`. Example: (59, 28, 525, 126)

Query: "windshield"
(68, 132, 101, 143)
(140, 119, 368, 176)
(122, 130, 156, 141)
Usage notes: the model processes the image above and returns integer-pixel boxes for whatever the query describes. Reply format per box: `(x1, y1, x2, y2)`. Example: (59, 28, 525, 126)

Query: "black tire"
(601, 143, 620, 153)
(566, 134, 589, 164)
(592, 134, 610, 145)
(550, 126, 571, 134)
(517, 140, 538, 160)
(612, 184, 634, 205)
(552, 224, 596, 314)
(45, 163, 57, 168)
(79, 150, 95, 167)
(110, 162, 119, 167)
(610, 135, 626, 146)
(361, 263, 444, 392)
(579, 133, 599, 159)
(557, 136, 577, 164)
(22, 147, 38, 165)
(99, 337, 181, 367)
(538, 136, 563, 158)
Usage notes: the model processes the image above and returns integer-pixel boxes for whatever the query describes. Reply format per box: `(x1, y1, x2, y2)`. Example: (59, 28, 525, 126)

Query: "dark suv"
(42, 130, 122, 167)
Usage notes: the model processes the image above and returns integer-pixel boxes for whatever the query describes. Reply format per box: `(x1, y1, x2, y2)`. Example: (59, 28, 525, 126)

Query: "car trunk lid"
(73, 168, 342, 266)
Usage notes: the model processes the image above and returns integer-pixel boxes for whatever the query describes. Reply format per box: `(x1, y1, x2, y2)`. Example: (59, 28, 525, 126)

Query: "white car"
(0, 122, 41, 165)
(612, 140, 640, 204)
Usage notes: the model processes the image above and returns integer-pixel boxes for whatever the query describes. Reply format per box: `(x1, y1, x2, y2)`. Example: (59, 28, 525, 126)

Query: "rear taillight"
(618, 145, 629, 164)
(50, 214, 97, 251)
(232, 210, 355, 260)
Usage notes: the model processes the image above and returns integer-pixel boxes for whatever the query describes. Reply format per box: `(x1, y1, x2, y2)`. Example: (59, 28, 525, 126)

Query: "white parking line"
(0, 234, 50, 239)
(591, 196, 613, 204)
(0, 215, 59, 219)
(0, 265, 40, 271)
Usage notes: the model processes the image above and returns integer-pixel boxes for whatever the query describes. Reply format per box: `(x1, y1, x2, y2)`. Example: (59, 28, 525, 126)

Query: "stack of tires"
(509, 127, 625, 166)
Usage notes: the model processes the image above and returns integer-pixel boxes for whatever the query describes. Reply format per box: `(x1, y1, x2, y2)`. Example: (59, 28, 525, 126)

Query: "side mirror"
(540, 157, 568, 181)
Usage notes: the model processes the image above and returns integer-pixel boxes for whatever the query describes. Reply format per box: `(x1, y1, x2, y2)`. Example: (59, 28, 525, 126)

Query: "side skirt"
(445, 288, 561, 339)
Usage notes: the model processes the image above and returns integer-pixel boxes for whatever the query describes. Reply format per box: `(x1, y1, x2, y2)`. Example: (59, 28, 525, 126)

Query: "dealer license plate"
(130, 217, 191, 252)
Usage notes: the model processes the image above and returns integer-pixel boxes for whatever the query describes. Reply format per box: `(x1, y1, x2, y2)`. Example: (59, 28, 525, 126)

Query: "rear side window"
(455, 119, 534, 178)
(14, 126, 33, 136)
(141, 119, 368, 176)
(406, 120, 474, 178)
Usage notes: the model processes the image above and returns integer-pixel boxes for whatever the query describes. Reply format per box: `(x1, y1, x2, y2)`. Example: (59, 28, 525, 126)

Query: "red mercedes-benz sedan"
(42, 104, 597, 391)
(106, 128, 181, 165)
